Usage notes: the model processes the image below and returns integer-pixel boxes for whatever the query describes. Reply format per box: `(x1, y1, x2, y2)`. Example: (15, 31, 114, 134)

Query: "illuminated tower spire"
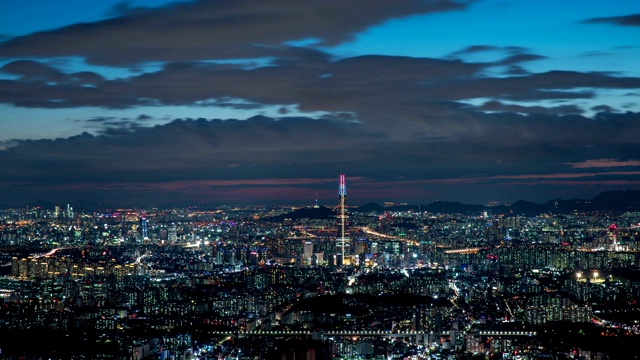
(338, 174, 348, 263)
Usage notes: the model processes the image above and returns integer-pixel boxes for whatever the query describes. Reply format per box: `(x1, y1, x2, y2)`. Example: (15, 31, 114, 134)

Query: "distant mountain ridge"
(6, 189, 640, 215)
(354, 189, 640, 215)
(269, 189, 640, 220)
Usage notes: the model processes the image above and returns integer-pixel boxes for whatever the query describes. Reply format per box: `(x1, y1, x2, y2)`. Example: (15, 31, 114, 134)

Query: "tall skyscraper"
(337, 174, 350, 263)
(168, 224, 178, 243)
(140, 217, 149, 239)
(304, 241, 314, 265)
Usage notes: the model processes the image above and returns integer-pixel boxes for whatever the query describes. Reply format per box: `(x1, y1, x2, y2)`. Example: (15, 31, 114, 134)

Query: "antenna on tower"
(314, 193, 319, 208)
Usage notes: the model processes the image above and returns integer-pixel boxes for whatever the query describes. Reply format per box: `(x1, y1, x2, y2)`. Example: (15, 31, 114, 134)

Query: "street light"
(576, 272, 582, 281)
(593, 271, 599, 282)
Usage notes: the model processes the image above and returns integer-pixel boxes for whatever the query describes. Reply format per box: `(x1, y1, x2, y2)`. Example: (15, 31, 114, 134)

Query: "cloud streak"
(583, 14, 640, 27)
(567, 159, 640, 169)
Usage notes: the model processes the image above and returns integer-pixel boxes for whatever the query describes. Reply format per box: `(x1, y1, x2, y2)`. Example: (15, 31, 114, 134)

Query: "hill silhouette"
(268, 205, 336, 222)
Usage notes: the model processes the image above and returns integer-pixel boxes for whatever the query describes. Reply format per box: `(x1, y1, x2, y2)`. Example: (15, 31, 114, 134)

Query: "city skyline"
(1, 0, 640, 206)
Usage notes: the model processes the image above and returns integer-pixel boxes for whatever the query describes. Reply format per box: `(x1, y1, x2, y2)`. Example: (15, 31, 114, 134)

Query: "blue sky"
(0, 0, 639, 207)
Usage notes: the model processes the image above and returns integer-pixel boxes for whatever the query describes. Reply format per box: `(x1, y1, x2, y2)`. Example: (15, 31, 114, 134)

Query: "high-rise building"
(140, 217, 149, 239)
(303, 241, 313, 265)
(371, 242, 379, 255)
(336, 174, 350, 261)
(168, 224, 178, 243)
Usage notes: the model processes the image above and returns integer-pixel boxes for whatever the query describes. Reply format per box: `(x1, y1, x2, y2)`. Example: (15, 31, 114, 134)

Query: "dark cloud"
(448, 45, 501, 56)
(1, 116, 376, 184)
(448, 45, 528, 57)
(106, 1, 159, 17)
(580, 51, 613, 57)
(1, 111, 640, 205)
(130, 57, 635, 119)
(477, 100, 584, 115)
(445, 47, 547, 77)
(85, 116, 118, 123)
(495, 53, 546, 66)
(1, 60, 68, 83)
(592, 105, 613, 112)
(207, 97, 267, 110)
(446, 45, 543, 67)
(0, 1, 638, 206)
(69, 71, 105, 85)
(1, 60, 105, 85)
(502, 65, 530, 76)
(0, 78, 148, 109)
(0, 47, 636, 153)
(0, 0, 474, 66)
(501, 89, 595, 102)
(81, 116, 145, 134)
(583, 14, 640, 27)
(1, 53, 638, 126)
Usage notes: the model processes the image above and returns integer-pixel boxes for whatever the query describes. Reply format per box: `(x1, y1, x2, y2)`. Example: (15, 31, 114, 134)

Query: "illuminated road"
(359, 227, 419, 245)
(206, 330, 537, 338)
(134, 252, 148, 264)
(33, 247, 72, 259)
(443, 248, 480, 254)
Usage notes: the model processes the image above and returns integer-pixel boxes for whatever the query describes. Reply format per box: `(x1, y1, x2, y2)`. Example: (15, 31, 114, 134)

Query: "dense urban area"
(1, 194, 640, 359)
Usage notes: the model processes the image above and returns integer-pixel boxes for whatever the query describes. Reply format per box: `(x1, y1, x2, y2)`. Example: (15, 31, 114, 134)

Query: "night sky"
(1, 0, 640, 207)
